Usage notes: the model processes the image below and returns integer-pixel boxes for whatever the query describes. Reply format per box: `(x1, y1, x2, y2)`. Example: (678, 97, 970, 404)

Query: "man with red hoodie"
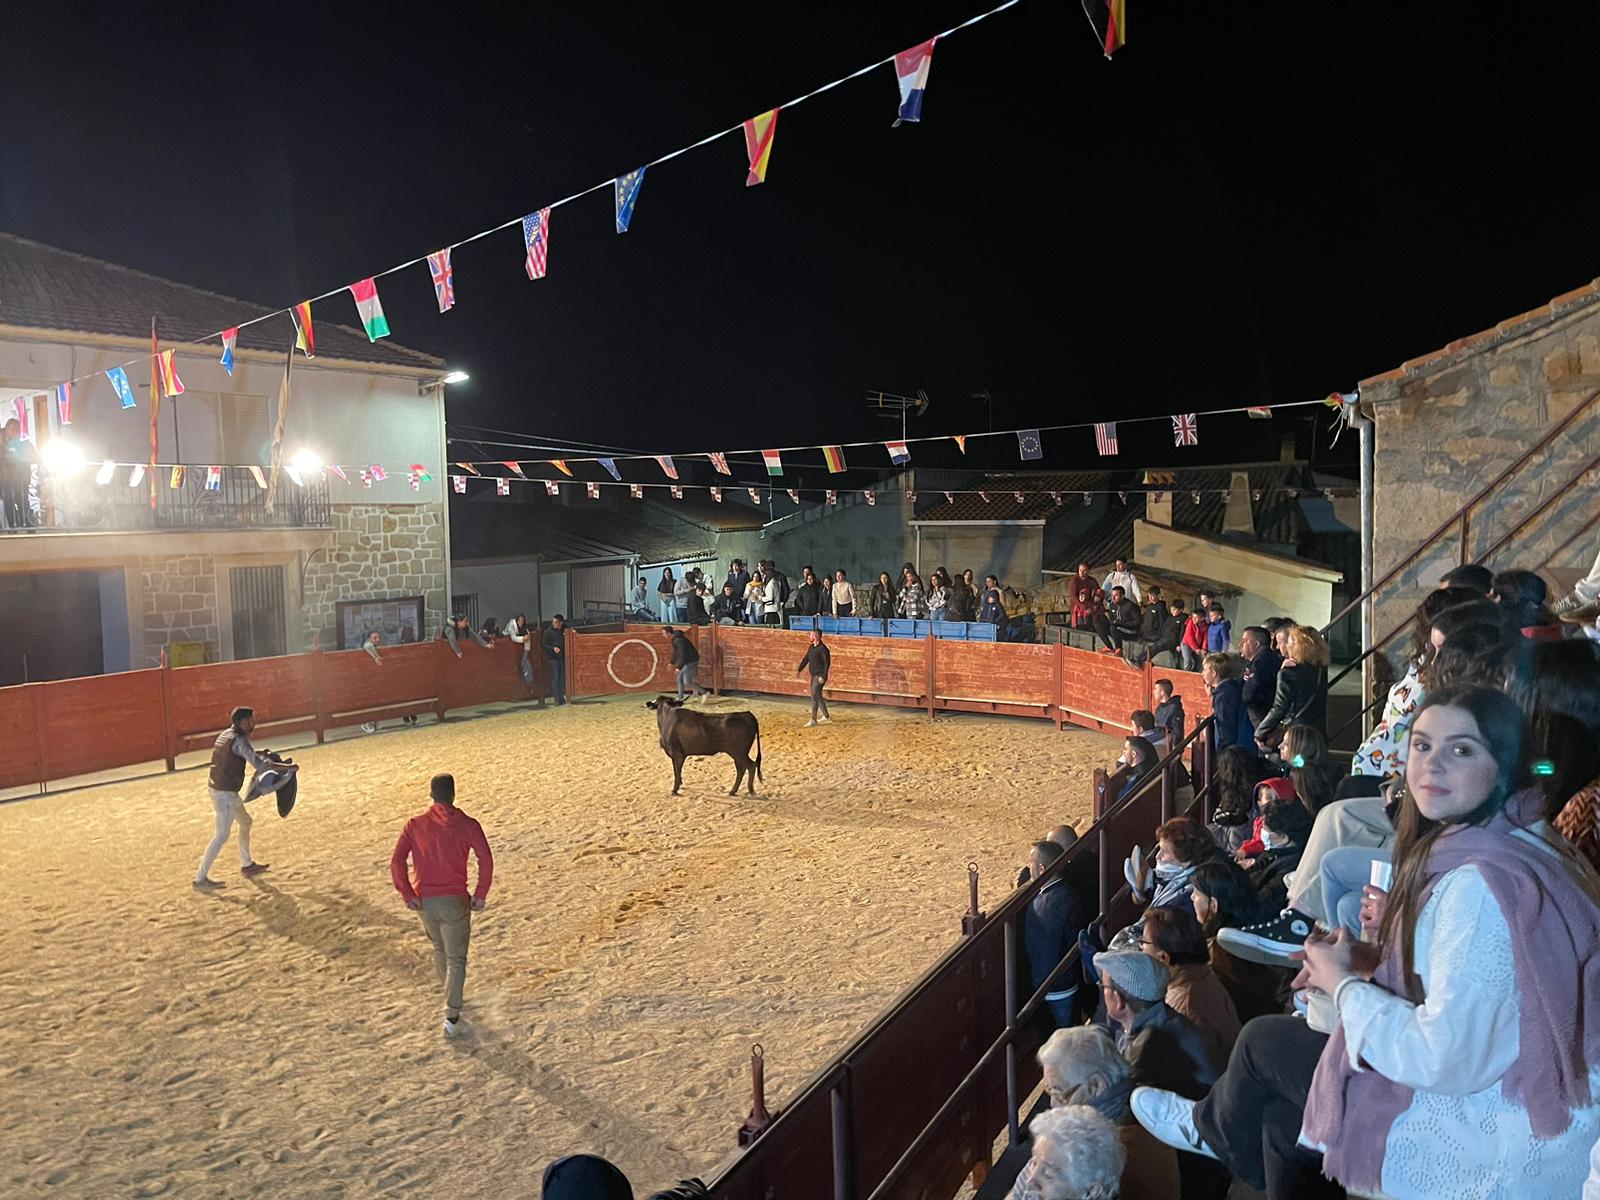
(390, 774, 494, 1036)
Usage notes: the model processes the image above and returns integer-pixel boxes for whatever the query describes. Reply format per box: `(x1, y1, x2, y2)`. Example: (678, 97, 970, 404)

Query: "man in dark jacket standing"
(1239, 625, 1282, 728)
(1022, 840, 1084, 1027)
(796, 629, 831, 726)
(541, 614, 567, 705)
(666, 626, 703, 699)
(725, 559, 751, 602)
(792, 566, 824, 618)
(390, 773, 493, 1036)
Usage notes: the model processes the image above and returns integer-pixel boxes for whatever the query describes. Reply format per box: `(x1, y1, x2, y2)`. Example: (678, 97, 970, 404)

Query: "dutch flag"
(892, 39, 936, 127)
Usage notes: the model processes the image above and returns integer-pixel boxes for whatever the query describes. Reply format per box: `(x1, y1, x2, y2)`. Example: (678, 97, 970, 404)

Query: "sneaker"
(362, 722, 378, 733)
(404, 715, 418, 725)
(241, 862, 271, 877)
(193, 877, 225, 891)
(443, 1018, 461, 1037)
(804, 719, 817, 727)
(1131, 1087, 1219, 1161)
(1553, 594, 1583, 616)
(817, 716, 831, 724)
(1216, 908, 1314, 966)
(1559, 599, 1600, 624)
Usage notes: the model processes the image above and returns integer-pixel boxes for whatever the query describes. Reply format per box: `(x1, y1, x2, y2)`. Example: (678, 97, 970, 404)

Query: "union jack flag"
(1094, 422, 1119, 455)
(1172, 413, 1199, 447)
(427, 249, 455, 313)
(522, 208, 551, 280)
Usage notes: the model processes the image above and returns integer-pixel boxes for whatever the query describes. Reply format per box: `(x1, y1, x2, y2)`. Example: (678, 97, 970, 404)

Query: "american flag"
(427, 249, 455, 312)
(523, 209, 551, 280)
(1173, 413, 1199, 446)
(1094, 422, 1118, 455)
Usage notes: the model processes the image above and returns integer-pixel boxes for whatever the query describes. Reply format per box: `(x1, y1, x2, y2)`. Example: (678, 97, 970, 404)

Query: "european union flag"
(106, 366, 136, 409)
(614, 167, 646, 234)
(1017, 429, 1043, 461)
(599, 457, 622, 481)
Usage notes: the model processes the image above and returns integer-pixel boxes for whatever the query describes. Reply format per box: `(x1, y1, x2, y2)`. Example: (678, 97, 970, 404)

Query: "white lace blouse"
(1315, 835, 1600, 1199)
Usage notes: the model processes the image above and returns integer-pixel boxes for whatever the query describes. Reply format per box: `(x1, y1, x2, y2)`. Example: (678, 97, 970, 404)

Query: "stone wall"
(140, 554, 220, 664)
(1364, 295, 1600, 645)
(300, 503, 448, 649)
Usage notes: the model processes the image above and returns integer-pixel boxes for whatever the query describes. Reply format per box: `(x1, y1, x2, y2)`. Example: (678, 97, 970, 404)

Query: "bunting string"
(23, 0, 1026, 401)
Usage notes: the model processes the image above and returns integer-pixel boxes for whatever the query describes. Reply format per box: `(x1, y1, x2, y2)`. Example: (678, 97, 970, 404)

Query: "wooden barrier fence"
(0, 639, 549, 794)
(564, 623, 1212, 734)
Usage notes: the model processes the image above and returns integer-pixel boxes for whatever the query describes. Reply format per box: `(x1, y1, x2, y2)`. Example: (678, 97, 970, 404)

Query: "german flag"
(822, 445, 847, 473)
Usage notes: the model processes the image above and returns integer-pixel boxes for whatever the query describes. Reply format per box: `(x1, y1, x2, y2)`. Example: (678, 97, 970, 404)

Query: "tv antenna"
(866, 389, 930, 443)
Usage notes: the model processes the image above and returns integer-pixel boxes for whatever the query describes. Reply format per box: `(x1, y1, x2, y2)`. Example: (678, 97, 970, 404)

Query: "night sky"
(5, 2, 1600, 484)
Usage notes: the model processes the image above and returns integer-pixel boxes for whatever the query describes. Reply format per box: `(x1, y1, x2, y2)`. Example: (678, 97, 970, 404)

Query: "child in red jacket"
(1179, 605, 1210, 671)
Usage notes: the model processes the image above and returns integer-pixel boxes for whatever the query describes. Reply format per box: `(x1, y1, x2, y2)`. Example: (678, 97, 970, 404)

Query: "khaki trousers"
(418, 894, 472, 1020)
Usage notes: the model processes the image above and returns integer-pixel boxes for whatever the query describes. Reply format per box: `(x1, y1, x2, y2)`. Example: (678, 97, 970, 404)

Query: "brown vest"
(209, 729, 246, 793)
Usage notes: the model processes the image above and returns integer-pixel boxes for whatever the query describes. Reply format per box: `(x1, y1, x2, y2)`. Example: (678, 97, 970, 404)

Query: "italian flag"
(762, 448, 783, 475)
(349, 278, 391, 342)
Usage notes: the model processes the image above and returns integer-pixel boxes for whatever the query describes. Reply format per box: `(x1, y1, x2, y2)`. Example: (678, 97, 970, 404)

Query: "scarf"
(1302, 792, 1600, 1193)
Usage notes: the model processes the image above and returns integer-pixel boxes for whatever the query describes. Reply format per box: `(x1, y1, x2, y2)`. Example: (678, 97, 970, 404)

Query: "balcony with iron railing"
(0, 469, 332, 535)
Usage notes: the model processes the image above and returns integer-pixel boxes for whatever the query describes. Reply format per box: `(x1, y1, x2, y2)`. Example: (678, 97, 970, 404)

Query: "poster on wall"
(336, 595, 425, 649)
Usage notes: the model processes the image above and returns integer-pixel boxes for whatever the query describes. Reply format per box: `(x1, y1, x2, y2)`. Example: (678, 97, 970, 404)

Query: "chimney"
(1280, 431, 1298, 464)
(1223, 471, 1255, 535)
(1142, 470, 1173, 527)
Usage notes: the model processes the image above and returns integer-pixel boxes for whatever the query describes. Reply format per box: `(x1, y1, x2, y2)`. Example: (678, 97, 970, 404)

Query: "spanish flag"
(822, 446, 847, 473)
(291, 300, 316, 357)
(551, 459, 574, 477)
(743, 109, 780, 186)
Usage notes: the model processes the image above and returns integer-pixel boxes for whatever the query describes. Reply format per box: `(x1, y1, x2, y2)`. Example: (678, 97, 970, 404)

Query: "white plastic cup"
(1369, 859, 1394, 891)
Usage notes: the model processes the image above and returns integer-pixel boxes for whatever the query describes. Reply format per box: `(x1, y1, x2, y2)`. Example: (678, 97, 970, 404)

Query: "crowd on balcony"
(984, 559, 1600, 1199)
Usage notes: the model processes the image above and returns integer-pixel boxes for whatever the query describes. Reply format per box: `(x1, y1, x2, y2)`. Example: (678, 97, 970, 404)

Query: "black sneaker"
(1217, 908, 1315, 966)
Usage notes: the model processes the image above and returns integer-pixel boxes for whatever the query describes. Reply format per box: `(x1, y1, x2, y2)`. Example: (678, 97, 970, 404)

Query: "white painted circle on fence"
(606, 639, 661, 689)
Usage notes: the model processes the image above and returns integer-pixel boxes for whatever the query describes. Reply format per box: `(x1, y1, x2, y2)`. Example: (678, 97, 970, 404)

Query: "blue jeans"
(660, 599, 677, 623)
(676, 663, 700, 698)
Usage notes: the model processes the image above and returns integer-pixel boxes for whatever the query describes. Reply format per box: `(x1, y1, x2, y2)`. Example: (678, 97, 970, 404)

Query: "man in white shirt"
(1102, 557, 1141, 605)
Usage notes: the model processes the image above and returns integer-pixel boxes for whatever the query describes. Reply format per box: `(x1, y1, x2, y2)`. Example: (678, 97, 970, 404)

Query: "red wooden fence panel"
(0, 682, 43, 789)
(934, 640, 1055, 719)
(438, 640, 543, 711)
(169, 654, 318, 751)
(1057, 645, 1147, 735)
(569, 625, 705, 697)
(35, 670, 166, 780)
(319, 642, 443, 728)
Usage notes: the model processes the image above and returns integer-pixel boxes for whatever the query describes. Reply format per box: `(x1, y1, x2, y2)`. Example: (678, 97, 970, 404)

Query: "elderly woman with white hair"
(1035, 1026, 1178, 1200)
(1008, 1104, 1124, 1200)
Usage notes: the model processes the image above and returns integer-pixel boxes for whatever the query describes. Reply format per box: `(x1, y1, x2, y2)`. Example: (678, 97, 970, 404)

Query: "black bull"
(645, 698, 763, 795)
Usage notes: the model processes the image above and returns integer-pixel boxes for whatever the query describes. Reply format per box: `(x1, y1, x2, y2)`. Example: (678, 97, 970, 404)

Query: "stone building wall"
(300, 503, 448, 650)
(139, 554, 220, 665)
(1362, 290, 1600, 647)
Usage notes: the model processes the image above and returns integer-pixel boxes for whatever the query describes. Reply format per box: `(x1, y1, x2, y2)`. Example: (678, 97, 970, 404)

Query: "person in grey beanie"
(1094, 949, 1223, 1102)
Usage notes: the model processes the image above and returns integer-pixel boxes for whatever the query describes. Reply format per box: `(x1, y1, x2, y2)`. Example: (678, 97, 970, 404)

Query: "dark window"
(230, 565, 287, 660)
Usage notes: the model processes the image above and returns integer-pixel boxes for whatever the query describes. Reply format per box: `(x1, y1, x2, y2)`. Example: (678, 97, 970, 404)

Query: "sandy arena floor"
(0, 693, 1112, 1198)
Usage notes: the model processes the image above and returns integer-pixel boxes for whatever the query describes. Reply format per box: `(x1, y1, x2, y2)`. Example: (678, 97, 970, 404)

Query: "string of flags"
(23, 1, 1027, 408)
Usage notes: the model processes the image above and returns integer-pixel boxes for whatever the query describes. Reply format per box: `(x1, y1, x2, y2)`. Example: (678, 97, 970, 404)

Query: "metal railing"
(2, 470, 332, 533)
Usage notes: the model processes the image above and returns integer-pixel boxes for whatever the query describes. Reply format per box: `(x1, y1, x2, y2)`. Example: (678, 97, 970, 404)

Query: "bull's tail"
(754, 726, 763, 782)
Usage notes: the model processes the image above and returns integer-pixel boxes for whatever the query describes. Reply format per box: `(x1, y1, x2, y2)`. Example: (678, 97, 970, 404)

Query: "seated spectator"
(1036, 1026, 1180, 1200)
(1201, 653, 1252, 755)
(1007, 1104, 1126, 1200)
(1179, 603, 1209, 671)
(1234, 777, 1296, 861)
(542, 1153, 633, 1199)
(1120, 589, 1170, 668)
(1102, 585, 1142, 655)
(1243, 797, 1315, 912)
(1153, 678, 1185, 744)
(1069, 563, 1105, 631)
(1123, 816, 1218, 915)
(1022, 840, 1085, 1027)
(1204, 604, 1231, 654)
(1438, 562, 1494, 594)
(1493, 567, 1562, 639)
(1130, 709, 1165, 755)
(1207, 744, 1273, 854)
(1351, 585, 1493, 778)
(1141, 905, 1242, 1058)
(1093, 949, 1224, 1101)
(710, 582, 744, 624)
(1520, 640, 1600, 870)
(684, 583, 711, 625)
(1101, 735, 1161, 810)
(1282, 724, 1341, 817)
(1188, 860, 1289, 1023)
(1253, 625, 1330, 748)
(1137, 686, 1600, 1200)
